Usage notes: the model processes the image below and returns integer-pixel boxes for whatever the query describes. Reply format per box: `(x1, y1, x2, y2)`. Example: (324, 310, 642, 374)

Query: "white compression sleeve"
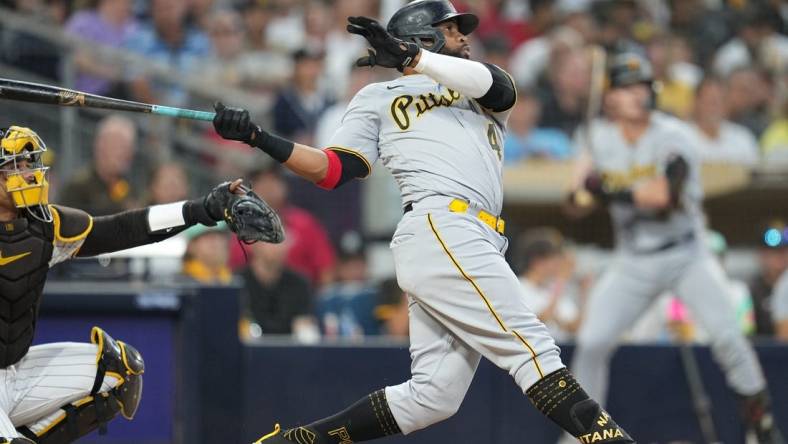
(413, 49, 493, 98)
(147, 201, 187, 231)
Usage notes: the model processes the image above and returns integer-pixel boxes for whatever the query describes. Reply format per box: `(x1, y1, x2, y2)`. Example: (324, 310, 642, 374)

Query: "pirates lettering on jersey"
(601, 164, 657, 191)
(389, 88, 462, 131)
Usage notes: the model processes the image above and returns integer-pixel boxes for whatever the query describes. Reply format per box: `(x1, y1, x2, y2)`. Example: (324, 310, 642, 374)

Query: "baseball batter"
(0, 125, 279, 443)
(214, 1, 633, 443)
(566, 52, 783, 443)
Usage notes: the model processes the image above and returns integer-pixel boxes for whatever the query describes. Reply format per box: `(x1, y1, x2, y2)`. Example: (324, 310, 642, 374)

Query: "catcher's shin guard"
(18, 327, 144, 444)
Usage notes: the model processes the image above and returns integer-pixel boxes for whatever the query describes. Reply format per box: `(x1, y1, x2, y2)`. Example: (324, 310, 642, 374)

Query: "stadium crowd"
(1, 0, 788, 344)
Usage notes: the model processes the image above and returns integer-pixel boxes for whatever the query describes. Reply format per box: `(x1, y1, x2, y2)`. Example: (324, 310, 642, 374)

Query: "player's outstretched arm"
(212, 103, 369, 190)
(75, 180, 282, 257)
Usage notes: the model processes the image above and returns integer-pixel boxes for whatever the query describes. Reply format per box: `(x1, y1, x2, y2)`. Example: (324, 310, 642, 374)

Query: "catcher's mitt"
(205, 182, 285, 244)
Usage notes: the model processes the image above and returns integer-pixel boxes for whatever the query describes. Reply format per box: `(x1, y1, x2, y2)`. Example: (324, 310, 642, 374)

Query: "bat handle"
(151, 105, 216, 121)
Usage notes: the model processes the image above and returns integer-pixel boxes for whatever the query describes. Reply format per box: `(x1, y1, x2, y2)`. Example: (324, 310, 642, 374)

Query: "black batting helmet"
(607, 52, 653, 89)
(386, 0, 479, 54)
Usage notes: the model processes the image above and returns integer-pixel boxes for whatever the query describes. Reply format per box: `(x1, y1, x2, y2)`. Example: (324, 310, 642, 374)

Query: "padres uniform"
(0, 125, 251, 443)
(571, 111, 767, 402)
(329, 72, 567, 432)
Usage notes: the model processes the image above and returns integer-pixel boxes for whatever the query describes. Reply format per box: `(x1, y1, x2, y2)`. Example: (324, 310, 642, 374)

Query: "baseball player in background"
(566, 52, 784, 443)
(771, 266, 788, 340)
(0, 125, 278, 443)
(213, 1, 634, 443)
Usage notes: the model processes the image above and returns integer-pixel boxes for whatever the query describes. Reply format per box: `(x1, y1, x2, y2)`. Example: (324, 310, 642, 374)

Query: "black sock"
(526, 368, 635, 443)
(281, 389, 401, 443)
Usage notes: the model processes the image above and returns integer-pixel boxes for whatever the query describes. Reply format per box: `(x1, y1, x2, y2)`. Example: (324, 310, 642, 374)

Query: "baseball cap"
(760, 219, 788, 249)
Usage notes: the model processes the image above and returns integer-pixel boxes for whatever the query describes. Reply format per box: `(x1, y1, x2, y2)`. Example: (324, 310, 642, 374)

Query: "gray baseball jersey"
(569, 111, 767, 417)
(329, 73, 566, 435)
(578, 112, 705, 252)
(771, 269, 788, 322)
(329, 73, 508, 214)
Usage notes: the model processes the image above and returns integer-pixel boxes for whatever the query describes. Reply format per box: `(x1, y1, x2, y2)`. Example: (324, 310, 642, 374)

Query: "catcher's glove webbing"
(205, 182, 285, 244)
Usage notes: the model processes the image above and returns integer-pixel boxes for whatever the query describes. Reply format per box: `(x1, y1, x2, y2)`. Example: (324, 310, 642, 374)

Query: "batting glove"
(347, 16, 420, 70)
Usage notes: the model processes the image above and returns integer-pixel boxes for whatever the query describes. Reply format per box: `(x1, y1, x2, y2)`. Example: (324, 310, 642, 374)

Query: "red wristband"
(317, 149, 342, 190)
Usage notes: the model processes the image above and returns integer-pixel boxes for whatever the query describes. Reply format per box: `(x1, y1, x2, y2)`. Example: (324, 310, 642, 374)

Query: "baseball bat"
(0, 78, 215, 121)
(678, 343, 722, 444)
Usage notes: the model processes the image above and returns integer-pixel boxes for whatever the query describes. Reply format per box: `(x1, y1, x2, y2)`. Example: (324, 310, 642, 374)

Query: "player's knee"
(91, 326, 144, 419)
(16, 328, 145, 444)
(407, 379, 465, 429)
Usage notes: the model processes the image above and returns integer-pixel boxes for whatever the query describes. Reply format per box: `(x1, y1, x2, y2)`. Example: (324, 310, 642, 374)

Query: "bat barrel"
(151, 105, 215, 122)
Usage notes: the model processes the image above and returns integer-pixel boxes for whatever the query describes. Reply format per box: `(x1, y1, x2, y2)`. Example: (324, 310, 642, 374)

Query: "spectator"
(229, 163, 336, 288)
(509, 21, 587, 89)
(667, 0, 730, 67)
(375, 278, 409, 339)
(515, 228, 585, 342)
(725, 67, 772, 137)
(503, 91, 573, 163)
(712, 4, 788, 78)
(322, 0, 372, 98)
(237, 1, 292, 91)
(125, 0, 211, 106)
(761, 96, 788, 163)
(316, 242, 379, 339)
(59, 115, 139, 216)
(1, 0, 65, 79)
(771, 268, 788, 341)
(649, 34, 703, 119)
(187, 0, 215, 32)
(749, 220, 788, 337)
(315, 64, 378, 148)
(239, 239, 317, 337)
(272, 48, 334, 145)
(198, 8, 290, 91)
(64, 0, 138, 97)
(536, 46, 590, 137)
(474, 0, 534, 51)
(145, 162, 190, 205)
(690, 76, 759, 167)
(242, 0, 274, 52)
(180, 223, 232, 284)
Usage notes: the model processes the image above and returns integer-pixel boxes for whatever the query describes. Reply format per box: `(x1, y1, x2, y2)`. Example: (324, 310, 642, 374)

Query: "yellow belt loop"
(448, 199, 505, 235)
(449, 199, 469, 213)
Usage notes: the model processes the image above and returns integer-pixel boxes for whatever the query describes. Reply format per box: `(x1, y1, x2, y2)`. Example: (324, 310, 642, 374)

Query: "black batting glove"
(347, 16, 420, 70)
(213, 102, 261, 144)
(583, 171, 607, 200)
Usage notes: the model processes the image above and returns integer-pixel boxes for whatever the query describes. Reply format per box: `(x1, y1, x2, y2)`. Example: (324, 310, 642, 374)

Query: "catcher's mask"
(0, 126, 51, 222)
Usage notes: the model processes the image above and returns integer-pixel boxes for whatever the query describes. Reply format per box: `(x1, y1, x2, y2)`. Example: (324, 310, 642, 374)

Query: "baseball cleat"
(253, 424, 291, 443)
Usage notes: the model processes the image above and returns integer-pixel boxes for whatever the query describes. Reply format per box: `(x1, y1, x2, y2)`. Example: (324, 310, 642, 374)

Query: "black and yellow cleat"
(253, 424, 291, 443)
(741, 390, 786, 444)
(0, 438, 35, 444)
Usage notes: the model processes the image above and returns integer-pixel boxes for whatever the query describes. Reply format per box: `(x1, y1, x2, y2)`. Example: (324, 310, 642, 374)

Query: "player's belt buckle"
(448, 199, 505, 235)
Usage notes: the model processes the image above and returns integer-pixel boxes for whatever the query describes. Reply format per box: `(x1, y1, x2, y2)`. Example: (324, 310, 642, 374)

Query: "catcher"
(0, 125, 282, 444)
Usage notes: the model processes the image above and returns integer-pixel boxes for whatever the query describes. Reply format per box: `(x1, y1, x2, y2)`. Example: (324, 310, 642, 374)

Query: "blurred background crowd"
(1, 0, 787, 346)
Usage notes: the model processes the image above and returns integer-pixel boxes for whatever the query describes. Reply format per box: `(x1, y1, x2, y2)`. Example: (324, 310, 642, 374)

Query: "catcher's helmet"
(386, 0, 479, 54)
(607, 52, 653, 89)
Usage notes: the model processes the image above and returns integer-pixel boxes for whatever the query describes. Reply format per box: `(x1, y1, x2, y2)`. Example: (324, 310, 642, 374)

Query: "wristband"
(250, 126, 295, 163)
(183, 198, 217, 227)
(608, 189, 634, 204)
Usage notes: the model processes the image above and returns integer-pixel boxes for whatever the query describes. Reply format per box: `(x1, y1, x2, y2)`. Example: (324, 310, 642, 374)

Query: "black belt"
(632, 232, 695, 255)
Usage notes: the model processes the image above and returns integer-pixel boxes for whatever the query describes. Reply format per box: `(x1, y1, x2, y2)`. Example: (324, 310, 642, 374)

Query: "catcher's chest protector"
(0, 217, 53, 367)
